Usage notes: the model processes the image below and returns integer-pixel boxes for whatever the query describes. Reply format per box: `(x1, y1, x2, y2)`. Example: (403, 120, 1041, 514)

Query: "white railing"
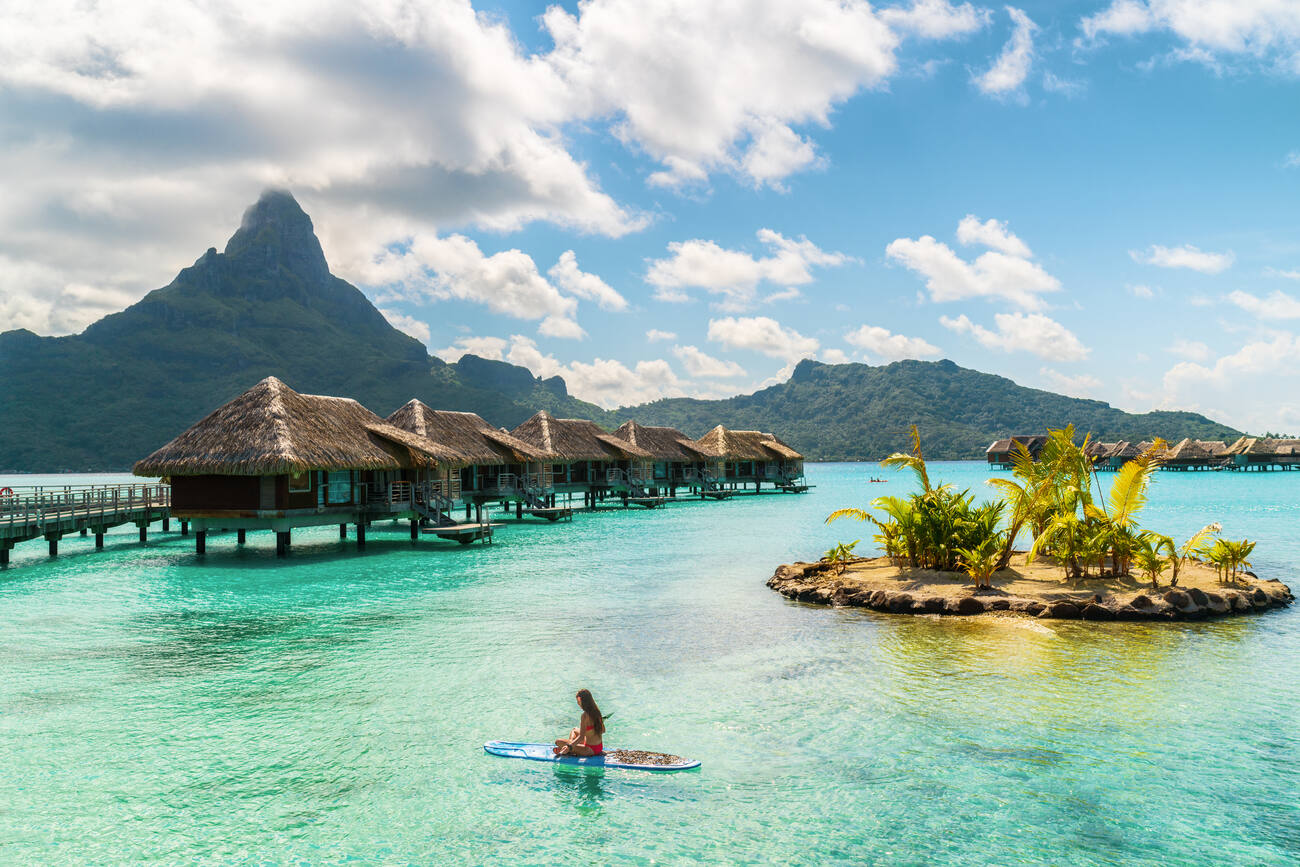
(0, 483, 170, 532)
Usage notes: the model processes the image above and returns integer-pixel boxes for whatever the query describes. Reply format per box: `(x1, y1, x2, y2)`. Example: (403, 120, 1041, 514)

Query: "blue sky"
(2, 1, 1299, 430)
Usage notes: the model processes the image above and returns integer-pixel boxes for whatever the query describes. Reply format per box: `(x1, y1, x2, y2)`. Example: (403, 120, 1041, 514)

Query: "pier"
(0, 483, 171, 565)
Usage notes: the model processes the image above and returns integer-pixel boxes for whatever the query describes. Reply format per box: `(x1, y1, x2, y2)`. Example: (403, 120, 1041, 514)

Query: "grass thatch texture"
(612, 420, 709, 462)
(694, 425, 804, 461)
(134, 377, 464, 476)
(387, 400, 555, 464)
(510, 411, 652, 462)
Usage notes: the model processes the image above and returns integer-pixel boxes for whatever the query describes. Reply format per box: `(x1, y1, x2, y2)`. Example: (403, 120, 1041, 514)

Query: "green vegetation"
(822, 540, 859, 575)
(615, 358, 1241, 461)
(826, 425, 1257, 589)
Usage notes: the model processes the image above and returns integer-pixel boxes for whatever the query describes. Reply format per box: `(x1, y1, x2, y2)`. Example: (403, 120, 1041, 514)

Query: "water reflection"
(550, 765, 608, 815)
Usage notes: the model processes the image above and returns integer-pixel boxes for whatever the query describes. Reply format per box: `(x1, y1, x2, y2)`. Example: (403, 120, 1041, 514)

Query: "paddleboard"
(484, 741, 701, 772)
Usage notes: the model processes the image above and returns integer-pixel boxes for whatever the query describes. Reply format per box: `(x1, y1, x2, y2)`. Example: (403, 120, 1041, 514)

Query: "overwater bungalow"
(610, 421, 711, 496)
(693, 425, 807, 493)
(1224, 436, 1300, 470)
(133, 377, 488, 554)
(509, 411, 655, 507)
(1161, 438, 1230, 471)
(986, 435, 1048, 468)
(385, 401, 565, 520)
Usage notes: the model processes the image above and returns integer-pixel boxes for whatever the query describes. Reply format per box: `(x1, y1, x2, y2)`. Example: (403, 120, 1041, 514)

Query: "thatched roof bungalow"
(510, 411, 652, 490)
(986, 435, 1048, 468)
(386, 401, 555, 498)
(610, 421, 710, 487)
(694, 425, 804, 482)
(135, 376, 458, 519)
(1161, 438, 1229, 469)
(1224, 436, 1300, 468)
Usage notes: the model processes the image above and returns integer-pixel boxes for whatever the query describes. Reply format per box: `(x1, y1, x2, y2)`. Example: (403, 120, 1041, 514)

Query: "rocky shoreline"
(768, 559, 1295, 621)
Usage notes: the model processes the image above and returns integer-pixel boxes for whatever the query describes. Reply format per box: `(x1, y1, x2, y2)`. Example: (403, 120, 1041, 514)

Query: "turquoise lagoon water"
(1, 462, 1297, 865)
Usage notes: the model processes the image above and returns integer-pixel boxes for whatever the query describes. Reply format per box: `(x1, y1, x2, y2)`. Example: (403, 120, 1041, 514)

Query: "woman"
(553, 688, 604, 757)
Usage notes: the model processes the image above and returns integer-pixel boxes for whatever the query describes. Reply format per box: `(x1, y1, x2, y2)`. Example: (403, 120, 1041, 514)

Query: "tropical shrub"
(824, 540, 859, 575)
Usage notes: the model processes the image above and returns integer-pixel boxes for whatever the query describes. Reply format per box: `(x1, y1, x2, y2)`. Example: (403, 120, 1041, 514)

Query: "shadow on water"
(549, 764, 609, 815)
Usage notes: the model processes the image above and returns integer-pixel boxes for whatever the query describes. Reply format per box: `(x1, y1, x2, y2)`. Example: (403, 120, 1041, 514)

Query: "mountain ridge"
(0, 190, 1242, 472)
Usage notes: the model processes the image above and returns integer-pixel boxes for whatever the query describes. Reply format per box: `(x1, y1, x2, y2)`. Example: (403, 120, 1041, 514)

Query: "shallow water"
(1, 462, 1297, 865)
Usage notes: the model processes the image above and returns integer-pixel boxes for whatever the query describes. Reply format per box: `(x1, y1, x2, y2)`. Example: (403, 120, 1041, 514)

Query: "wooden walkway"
(0, 483, 172, 566)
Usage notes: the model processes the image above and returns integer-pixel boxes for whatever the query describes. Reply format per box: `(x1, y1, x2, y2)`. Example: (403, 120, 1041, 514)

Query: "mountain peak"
(223, 188, 329, 284)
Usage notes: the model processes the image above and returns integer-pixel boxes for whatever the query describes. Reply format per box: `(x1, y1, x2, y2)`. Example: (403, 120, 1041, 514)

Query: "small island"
(775, 426, 1295, 621)
(769, 554, 1294, 620)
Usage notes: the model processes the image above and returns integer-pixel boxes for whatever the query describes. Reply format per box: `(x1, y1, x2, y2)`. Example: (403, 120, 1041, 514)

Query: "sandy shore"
(768, 554, 1294, 620)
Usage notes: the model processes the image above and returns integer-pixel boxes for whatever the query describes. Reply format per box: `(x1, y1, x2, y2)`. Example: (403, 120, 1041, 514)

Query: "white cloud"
(646, 229, 850, 310)
(1130, 283, 1156, 298)
(1131, 244, 1235, 273)
(1264, 266, 1300, 280)
(379, 309, 431, 345)
(822, 348, 851, 363)
(504, 335, 683, 408)
(1042, 71, 1087, 97)
(645, 329, 677, 342)
(1080, 1, 1300, 72)
(886, 216, 1061, 309)
(1228, 289, 1300, 319)
(881, 0, 991, 39)
(1040, 367, 1103, 398)
(764, 287, 803, 303)
(1166, 338, 1211, 360)
(844, 324, 941, 360)
(707, 315, 820, 361)
(548, 250, 628, 312)
(955, 214, 1032, 257)
(672, 345, 747, 378)
(544, 0, 909, 189)
(1287, 151, 1300, 167)
(435, 335, 509, 363)
(1162, 332, 1300, 430)
(940, 312, 1090, 360)
(365, 233, 584, 339)
(975, 7, 1038, 97)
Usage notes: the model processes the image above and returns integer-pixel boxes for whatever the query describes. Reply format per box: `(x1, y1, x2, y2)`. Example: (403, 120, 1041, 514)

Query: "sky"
(2, 0, 1299, 431)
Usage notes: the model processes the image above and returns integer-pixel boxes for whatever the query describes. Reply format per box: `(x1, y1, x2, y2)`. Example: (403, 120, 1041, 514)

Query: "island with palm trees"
(771, 427, 1294, 620)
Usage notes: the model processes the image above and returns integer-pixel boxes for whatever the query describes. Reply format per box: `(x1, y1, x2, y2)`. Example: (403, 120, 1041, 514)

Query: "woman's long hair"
(577, 688, 604, 736)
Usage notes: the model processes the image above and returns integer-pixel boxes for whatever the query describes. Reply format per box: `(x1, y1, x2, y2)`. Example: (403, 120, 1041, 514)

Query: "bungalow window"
(326, 470, 352, 504)
(288, 469, 312, 492)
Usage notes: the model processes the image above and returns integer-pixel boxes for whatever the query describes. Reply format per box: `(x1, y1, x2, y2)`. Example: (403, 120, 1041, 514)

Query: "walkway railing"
(1, 483, 170, 534)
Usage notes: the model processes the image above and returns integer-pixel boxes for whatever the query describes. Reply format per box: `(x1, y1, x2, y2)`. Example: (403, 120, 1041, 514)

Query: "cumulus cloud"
(821, 348, 851, 364)
(940, 312, 1090, 360)
(2, 0, 994, 336)
(646, 229, 850, 310)
(1166, 338, 1211, 360)
(1227, 289, 1300, 319)
(1080, 1, 1300, 72)
(364, 233, 585, 339)
(707, 315, 820, 361)
(1131, 244, 1235, 273)
(975, 7, 1038, 97)
(672, 345, 747, 378)
(435, 335, 509, 363)
(503, 335, 684, 408)
(1264, 266, 1300, 279)
(1130, 284, 1156, 298)
(886, 215, 1061, 309)
(548, 250, 628, 311)
(1040, 367, 1103, 398)
(379, 309, 432, 345)
(646, 329, 677, 342)
(881, 0, 991, 39)
(1162, 331, 1300, 430)
(844, 324, 941, 360)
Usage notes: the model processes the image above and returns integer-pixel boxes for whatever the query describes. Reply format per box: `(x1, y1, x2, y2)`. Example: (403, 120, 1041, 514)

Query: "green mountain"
(0, 190, 600, 472)
(1, 190, 1242, 472)
(610, 359, 1242, 461)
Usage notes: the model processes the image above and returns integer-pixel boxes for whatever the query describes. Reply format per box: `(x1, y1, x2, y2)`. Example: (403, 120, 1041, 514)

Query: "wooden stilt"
(48, 536, 58, 557)
(410, 520, 419, 540)
(237, 529, 246, 545)
(196, 532, 206, 555)
(0, 548, 8, 567)
(80, 528, 88, 536)
(181, 521, 189, 536)
(276, 531, 290, 557)
(95, 533, 104, 549)
(163, 518, 170, 532)
(356, 523, 366, 549)
(139, 525, 147, 544)
(339, 523, 347, 539)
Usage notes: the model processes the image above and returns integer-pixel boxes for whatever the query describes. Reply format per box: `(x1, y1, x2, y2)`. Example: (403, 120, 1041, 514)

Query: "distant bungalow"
(694, 425, 808, 493)
(991, 432, 1300, 472)
(610, 420, 712, 497)
(509, 411, 657, 507)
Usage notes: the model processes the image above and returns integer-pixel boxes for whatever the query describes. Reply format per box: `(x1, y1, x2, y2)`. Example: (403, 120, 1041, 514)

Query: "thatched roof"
(1226, 436, 1300, 457)
(134, 377, 461, 476)
(694, 425, 803, 461)
(510, 411, 652, 462)
(986, 435, 1048, 455)
(611, 421, 709, 462)
(1164, 438, 1229, 461)
(387, 401, 554, 465)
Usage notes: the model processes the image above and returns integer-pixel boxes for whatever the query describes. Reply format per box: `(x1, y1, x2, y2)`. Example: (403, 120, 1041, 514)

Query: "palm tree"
(1161, 522, 1221, 586)
(986, 440, 1051, 570)
(881, 424, 932, 494)
(824, 540, 859, 575)
(1133, 532, 1171, 588)
(1084, 441, 1164, 576)
(955, 536, 1001, 588)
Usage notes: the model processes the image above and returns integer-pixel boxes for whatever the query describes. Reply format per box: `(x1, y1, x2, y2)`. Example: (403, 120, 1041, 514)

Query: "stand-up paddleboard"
(484, 741, 701, 772)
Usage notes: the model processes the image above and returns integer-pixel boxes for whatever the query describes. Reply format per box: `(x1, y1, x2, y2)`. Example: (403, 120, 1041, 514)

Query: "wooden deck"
(0, 483, 172, 566)
(423, 521, 502, 544)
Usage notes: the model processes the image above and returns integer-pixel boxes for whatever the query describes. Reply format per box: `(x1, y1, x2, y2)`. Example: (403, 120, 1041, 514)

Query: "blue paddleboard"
(484, 741, 701, 772)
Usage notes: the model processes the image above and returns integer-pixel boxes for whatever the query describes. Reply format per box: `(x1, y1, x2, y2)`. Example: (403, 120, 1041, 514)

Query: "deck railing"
(0, 483, 170, 532)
